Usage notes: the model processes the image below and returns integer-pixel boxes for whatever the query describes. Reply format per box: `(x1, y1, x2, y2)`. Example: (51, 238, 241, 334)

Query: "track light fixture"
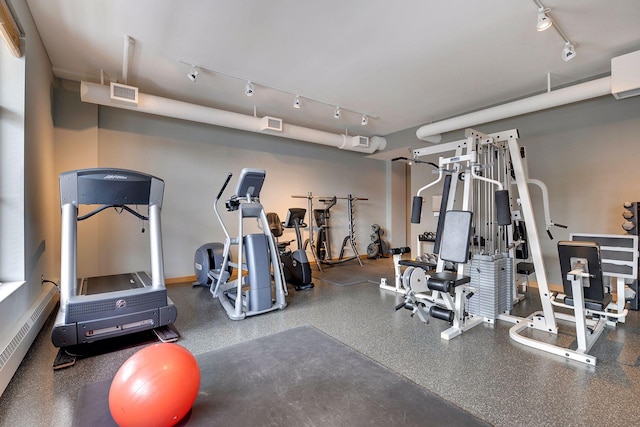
(178, 60, 377, 124)
(187, 66, 199, 82)
(245, 81, 254, 96)
(536, 7, 552, 31)
(533, 1, 577, 64)
(562, 41, 576, 62)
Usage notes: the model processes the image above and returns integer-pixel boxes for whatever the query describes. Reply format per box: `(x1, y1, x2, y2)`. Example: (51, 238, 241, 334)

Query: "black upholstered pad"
(563, 294, 612, 312)
(427, 271, 471, 293)
(398, 259, 436, 270)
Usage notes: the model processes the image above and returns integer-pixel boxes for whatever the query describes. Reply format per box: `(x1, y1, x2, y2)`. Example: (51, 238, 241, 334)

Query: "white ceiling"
(24, 0, 640, 139)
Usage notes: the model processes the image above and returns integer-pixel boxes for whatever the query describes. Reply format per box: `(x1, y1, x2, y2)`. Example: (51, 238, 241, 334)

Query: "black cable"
(42, 279, 60, 291)
(77, 204, 149, 221)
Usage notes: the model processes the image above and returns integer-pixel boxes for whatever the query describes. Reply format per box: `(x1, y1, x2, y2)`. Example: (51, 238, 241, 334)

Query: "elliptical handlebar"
(214, 172, 234, 241)
(217, 172, 233, 202)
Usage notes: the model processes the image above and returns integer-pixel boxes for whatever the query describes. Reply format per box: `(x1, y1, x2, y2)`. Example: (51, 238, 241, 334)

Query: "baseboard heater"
(0, 284, 58, 396)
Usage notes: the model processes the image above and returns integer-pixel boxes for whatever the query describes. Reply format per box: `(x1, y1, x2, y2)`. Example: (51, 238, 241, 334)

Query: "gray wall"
(53, 85, 640, 285)
(385, 94, 640, 285)
(53, 87, 388, 278)
(0, 0, 56, 323)
(0, 0, 58, 395)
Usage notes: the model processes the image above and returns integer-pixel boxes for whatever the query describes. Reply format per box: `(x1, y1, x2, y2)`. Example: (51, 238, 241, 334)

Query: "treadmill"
(51, 168, 177, 348)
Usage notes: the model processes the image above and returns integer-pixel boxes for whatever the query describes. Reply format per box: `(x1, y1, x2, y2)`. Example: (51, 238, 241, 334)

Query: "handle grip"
(411, 196, 423, 224)
(216, 172, 233, 201)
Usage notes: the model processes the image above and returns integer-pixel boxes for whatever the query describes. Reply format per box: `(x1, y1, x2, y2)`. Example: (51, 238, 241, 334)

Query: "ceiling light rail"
(178, 60, 377, 124)
(532, 0, 577, 61)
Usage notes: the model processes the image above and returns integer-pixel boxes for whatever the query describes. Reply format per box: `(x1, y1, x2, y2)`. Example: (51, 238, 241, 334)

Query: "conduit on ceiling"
(80, 81, 387, 154)
(416, 76, 612, 143)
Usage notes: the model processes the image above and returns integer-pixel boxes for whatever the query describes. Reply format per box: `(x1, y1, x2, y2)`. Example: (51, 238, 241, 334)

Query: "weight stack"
(466, 254, 513, 322)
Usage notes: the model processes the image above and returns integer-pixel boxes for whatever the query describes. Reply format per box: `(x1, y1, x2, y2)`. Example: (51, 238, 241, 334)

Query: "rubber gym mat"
(73, 325, 490, 426)
(313, 258, 394, 286)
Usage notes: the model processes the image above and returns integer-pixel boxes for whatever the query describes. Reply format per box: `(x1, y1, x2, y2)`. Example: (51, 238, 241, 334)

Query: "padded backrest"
(439, 210, 473, 264)
(558, 240, 606, 301)
(266, 212, 283, 237)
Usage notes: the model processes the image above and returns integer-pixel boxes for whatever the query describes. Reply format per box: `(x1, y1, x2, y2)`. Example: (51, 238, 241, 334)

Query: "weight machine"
(398, 128, 628, 365)
(393, 129, 515, 339)
(291, 193, 367, 272)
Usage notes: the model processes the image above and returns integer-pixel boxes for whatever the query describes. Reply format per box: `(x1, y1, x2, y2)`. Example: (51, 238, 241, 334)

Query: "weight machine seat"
(562, 294, 612, 312)
(426, 271, 471, 294)
(558, 240, 610, 312)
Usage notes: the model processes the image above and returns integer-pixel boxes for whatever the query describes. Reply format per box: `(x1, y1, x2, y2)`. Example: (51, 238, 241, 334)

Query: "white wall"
(52, 93, 388, 278)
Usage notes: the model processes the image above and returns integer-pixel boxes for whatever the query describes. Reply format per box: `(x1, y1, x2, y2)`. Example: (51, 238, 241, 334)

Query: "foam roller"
(411, 196, 423, 224)
(429, 306, 454, 323)
(495, 190, 511, 226)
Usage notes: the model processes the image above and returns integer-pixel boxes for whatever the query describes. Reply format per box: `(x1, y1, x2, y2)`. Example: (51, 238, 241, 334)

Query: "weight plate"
(367, 243, 378, 258)
(408, 267, 428, 293)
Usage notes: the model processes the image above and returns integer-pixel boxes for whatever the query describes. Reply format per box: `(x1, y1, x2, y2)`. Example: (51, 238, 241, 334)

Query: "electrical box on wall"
(260, 116, 283, 132)
(612, 50, 640, 99)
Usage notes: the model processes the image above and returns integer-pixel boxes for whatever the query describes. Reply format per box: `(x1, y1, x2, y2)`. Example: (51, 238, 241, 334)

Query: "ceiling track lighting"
(178, 59, 376, 123)
(536, 7, 552, 32)
(562, 41, 576, 62)
(187, 65, 199, 82)
(533, 1, 577, 63)
(245, 81, 255, 96)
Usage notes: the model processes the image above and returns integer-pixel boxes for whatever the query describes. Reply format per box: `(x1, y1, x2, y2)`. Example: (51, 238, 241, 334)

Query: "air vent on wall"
(351, 136, 369, 148)
(110, 82, 139, 105)
(260, 116, 283, 132)
(612, 50, 640, 100)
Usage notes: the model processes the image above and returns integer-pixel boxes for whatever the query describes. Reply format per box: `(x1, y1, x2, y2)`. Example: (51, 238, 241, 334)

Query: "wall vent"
(260, 116, 283, 132)
(110, 82, 139, 105)
(351, 136, 369, 148)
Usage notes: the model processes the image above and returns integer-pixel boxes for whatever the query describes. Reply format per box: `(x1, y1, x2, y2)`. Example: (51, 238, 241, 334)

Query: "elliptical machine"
(268, 208, 314, 291)
(193, 168, 287, 320)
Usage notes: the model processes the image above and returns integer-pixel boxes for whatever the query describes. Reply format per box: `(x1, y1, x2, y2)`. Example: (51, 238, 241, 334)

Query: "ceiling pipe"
(80, 81, 386, 153)
(122, 35, 134, 85)
(416, 76, 612, 143)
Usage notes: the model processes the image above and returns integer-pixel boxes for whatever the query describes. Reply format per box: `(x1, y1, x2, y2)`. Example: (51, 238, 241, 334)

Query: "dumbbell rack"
(621, 201, 639, 310)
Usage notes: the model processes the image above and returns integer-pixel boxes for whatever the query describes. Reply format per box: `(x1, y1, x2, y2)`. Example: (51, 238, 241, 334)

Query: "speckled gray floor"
(1, 258, 639, 426)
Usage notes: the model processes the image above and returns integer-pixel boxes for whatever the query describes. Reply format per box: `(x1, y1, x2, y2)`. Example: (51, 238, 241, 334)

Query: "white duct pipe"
(122, 35, 133, 85)
(80, 81, 386, 153)
(416, 76, 612, 143)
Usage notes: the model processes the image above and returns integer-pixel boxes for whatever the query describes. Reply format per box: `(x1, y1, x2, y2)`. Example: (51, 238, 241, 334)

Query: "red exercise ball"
(109, 343, 200, 427)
